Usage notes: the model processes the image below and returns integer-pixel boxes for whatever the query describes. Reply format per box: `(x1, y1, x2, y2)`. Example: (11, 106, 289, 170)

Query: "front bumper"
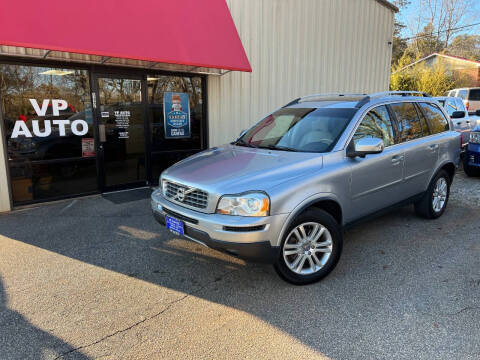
(466, 143, 480, 168)
(151, 189, 287, 263)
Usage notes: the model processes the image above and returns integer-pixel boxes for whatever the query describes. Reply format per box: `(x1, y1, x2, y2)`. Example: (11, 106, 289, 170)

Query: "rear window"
(455, 98, 466, 112)
(458, 90, 467, 99)
(468, 89, 480, 101)
(389, 102, 424, 142)
(418, 103, 449, 134)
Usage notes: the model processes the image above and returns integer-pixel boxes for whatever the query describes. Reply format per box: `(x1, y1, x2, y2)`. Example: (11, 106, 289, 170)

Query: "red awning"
(0, 0, 251, 73)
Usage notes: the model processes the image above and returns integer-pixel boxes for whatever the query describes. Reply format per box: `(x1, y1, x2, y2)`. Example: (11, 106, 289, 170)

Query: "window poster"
(81, 138, 95, 157)
(163, 92, 191, 138)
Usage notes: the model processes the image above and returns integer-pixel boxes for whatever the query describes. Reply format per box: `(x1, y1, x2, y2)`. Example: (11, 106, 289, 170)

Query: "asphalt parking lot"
(1, 168, 479, 360)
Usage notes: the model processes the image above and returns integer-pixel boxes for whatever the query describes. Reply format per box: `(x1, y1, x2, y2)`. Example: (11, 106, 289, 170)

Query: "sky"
(396, 0, 480, 39)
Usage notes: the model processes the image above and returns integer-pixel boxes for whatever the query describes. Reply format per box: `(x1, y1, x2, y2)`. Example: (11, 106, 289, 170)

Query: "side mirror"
(476, 110, 480, 116)
(451, 110, 466, 119)
(347, 137, 384, 158)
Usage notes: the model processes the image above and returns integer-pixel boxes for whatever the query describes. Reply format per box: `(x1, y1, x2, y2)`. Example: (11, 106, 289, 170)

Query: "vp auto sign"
(163, 92, 191, 138)
(10, 99, 89, 138)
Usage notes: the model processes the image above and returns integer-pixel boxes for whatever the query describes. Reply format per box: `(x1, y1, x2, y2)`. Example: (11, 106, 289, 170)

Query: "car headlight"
(470, 132, 480, 144)
(160, 177, 167, 196)
(216, 192, 270, 217)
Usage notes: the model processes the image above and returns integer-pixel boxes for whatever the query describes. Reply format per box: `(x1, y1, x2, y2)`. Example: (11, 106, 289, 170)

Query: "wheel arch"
(276, 195, 343, 247)
(429, 161, 456, 186)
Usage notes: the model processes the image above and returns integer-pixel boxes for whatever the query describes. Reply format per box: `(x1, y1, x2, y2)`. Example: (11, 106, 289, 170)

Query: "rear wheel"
(274, 209, 343, 285)
(414, 170, 450, 219)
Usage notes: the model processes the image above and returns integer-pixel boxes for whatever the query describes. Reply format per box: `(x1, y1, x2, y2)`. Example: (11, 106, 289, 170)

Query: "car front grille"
(164, 181, 208, 210)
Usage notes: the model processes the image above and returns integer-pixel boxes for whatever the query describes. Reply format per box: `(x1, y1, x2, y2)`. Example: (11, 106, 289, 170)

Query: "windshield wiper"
(263, 144, 299, 152)
(232, 139, 258, 148)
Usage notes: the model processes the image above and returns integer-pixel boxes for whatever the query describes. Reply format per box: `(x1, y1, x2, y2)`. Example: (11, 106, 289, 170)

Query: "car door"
(389, 102, 438, 198)
(348, 105, 405, 219)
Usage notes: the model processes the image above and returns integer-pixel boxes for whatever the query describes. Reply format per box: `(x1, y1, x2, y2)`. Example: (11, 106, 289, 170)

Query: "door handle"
(391, 155, 404, 163)
(428, 144, 439, 150)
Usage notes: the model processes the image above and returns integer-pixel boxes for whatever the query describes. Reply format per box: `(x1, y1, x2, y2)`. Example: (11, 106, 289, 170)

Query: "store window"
(147, 75, 205, 182)
(0, 64, 97, 204)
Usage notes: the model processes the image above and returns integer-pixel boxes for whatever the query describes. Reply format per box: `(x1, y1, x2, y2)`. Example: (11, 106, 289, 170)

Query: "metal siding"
(208, 0, 394, 146)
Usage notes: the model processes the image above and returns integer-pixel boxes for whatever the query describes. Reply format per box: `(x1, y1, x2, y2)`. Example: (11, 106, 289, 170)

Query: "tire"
(414, 170, 450, 219)
(463, 156, 480, 177)
(273, 208, 343, 285)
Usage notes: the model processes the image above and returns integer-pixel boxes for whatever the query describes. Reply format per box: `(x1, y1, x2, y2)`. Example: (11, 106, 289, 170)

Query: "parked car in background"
(434, 96, 478, 149)
(464, 125, 480, 177)
(151, 91, 460, 285)
(447, 88, 480, 113)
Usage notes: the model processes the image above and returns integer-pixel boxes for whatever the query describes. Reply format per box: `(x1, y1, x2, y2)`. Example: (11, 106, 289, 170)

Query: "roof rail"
(298, 93, 367, 103)
(368, 91, 430, 98)
(354, 91, 430, 108)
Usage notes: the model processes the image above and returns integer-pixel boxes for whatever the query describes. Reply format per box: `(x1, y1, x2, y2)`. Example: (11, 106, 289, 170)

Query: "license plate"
(165, 215, 184, 236)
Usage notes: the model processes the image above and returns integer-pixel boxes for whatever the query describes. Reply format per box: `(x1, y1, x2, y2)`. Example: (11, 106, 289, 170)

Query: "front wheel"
(414, 170, 450, 219)
(274, 209, 343, 285)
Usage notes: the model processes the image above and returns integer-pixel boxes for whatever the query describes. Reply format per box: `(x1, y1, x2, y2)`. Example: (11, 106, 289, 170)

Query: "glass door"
(94, 74, 147, 190)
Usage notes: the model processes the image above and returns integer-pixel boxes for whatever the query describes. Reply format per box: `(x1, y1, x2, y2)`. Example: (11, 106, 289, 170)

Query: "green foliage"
(390, 57, 455, 96)
(390, 54, 416, 91)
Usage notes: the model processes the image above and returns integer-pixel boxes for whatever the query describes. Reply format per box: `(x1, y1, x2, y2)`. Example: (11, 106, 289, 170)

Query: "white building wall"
(208, 0, 395, 146)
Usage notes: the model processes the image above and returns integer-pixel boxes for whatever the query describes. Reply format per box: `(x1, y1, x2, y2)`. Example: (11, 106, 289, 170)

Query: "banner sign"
(163, 92, 191, 138)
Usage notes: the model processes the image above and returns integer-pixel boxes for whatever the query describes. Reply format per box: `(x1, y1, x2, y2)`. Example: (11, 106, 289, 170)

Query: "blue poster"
(164, 92, 191, 138)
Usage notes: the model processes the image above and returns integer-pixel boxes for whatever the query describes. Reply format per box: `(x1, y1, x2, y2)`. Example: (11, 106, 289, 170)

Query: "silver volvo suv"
(151, 92, 461, 284)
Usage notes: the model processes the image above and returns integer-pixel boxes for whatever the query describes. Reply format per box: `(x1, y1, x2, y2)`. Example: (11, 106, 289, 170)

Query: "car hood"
(162, 144, 324, 193)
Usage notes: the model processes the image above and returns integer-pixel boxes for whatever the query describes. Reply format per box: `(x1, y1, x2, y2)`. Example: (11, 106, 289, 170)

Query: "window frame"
(416, 101, 450, 135)
(352, 104, 398, 148)
(387, 101, 426, 143)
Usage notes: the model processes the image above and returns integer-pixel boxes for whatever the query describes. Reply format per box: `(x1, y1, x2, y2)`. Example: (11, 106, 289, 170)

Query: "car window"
(458, 90, 467, 99)
(468, 89, 480, 101)
(389, 102, 424, 142)
(444, 98, 457, 116)
(418, 102, 449, 134)
(455, 98, 466, 112)
(353, 105, 395, 147)
(239, 107, 357, 152)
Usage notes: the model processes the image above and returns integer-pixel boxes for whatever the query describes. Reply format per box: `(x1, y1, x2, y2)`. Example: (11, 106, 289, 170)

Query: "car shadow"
(0, 190, 478, 359)
(0, 276, 91, 359)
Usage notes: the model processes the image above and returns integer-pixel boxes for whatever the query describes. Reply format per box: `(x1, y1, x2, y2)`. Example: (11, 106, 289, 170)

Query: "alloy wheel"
(282, 222, 333, 275)
(432, 177, 448, 213)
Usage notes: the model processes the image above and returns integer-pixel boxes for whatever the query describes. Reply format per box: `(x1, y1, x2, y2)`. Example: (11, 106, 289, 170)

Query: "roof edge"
(374, 0, 399, 12)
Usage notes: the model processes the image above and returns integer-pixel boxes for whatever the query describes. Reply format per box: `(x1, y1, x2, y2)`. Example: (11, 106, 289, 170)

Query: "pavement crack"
(54, 267, 239, 359)
(422, 305, 480, 317)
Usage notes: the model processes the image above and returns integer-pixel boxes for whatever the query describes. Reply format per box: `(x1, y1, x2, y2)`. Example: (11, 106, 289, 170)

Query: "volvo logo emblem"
(176, 188, 185, 202)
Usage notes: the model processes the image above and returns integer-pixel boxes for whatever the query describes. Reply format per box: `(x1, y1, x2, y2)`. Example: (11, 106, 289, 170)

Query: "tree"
(446, 34, 480, 61)
(390, 56, 455, 96)
(390, 53, 417, 91)
(391, 0, 411, 65)
(411, 0, 474, 48)
(414, 62, 455, 95)
(405, 22, 444, 59)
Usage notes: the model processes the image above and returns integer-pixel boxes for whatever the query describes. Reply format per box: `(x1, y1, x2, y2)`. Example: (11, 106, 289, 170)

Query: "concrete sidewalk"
(0, 169, 479, 359)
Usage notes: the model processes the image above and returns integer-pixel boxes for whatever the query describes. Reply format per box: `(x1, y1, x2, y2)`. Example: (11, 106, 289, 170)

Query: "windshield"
(235, 107, 357, 152)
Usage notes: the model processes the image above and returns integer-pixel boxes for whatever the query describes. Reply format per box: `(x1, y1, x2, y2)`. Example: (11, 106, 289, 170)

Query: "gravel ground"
(0, 167, 479, 360)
